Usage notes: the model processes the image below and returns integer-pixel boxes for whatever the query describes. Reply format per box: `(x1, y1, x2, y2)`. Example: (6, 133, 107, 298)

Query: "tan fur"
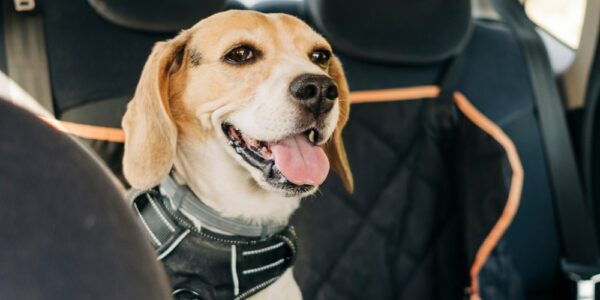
(325, 57, 353, 192)
(123, 42, 176, 189)
(122, 10, 352, 299)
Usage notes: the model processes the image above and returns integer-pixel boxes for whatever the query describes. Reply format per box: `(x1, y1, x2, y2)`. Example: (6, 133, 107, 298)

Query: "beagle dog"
(122, 10, 352, 300)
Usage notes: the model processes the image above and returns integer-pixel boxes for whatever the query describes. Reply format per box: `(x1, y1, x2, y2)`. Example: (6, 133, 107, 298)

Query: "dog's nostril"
(297, 84, 318, 100)
(290, 74, 337, 118)
(325, 85, 338, 100)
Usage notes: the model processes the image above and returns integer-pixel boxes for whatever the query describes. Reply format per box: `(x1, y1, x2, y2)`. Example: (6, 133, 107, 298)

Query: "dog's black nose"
(289, 74, 338, 118)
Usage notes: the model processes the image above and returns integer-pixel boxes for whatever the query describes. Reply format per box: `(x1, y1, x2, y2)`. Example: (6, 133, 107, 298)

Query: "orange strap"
(350, 85, 440, 103)
(40, 117, 125, 142)
(42, 86, 442, 142)
(454, 92, 523, 300)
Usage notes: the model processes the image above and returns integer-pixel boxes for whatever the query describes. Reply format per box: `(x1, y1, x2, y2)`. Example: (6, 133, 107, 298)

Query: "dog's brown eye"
(224, 45, 257, 64)
(310, 49, 331, 67)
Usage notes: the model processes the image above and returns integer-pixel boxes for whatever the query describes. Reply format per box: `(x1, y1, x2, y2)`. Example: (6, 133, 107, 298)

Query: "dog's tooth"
(308, 130, 315, 144)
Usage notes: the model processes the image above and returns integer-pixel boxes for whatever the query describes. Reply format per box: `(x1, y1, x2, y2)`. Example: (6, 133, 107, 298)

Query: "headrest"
(252, 0, 307, 17)
(307, 0, 472, 64)
(87, 0, 228, 32)
(0, 99, 172, 299)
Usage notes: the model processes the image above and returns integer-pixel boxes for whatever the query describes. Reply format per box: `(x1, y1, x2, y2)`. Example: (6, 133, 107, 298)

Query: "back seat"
(254, 0, 566, 299)
(4, 0, 239, 182)
(0, 0, 569, 299)
(40, 0, 246, 123)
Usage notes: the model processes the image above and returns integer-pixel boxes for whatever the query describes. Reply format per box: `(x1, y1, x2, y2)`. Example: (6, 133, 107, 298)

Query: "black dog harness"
(131, 176, 298, 300)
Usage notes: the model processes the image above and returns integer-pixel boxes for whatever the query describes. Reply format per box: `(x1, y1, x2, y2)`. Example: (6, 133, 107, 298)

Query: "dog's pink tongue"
(270, 134, 329, 186)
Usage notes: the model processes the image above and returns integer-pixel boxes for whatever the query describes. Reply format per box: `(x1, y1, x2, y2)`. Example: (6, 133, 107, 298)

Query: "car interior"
(2, 0, 600, 299)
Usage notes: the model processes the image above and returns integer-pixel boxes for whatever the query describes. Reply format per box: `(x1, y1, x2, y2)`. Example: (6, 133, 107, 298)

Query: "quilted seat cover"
(291, 93, 523, 300)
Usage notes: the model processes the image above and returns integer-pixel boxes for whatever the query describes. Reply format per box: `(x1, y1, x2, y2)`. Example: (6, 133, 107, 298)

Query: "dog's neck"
(172, 137, 301, 226)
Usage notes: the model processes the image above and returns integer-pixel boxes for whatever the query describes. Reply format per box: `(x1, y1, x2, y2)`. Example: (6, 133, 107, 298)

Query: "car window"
(525, 0, 586, 49)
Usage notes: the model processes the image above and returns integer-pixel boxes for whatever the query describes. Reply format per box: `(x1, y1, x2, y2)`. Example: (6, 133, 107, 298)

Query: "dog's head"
(122, 10, 352, 199)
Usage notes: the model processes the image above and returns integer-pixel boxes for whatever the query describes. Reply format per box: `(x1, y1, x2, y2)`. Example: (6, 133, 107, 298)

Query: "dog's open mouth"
(222, 123, 330, 193)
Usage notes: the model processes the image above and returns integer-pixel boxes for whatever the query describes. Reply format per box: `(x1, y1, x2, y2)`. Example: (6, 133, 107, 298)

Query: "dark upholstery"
(39, 0, 243, 117)
(284, 20, 565, 299)
(0, 0, 568, 298)
(583, 25, 600, 234)
(34, 0, 177, 185)
(253, 0, 307, 18)
(39, 0, 173, 115)
(256, 0, 471, 63)
(459, 22, 563, 294)
(306, 0, 472, 64)
(0, 99, 171, 300)
(88, 0, 227, 32)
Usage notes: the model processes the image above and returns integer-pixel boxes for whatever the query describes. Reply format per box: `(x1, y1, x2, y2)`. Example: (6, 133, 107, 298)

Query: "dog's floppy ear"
(122, 36, 188, 189)
(325, 56, 353, 193)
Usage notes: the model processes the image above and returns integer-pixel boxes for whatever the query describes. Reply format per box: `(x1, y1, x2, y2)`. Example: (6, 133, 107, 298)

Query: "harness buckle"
(562, 260, 600, 300)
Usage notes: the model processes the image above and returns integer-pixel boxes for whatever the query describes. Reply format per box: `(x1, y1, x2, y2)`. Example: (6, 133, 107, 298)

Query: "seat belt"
(489, 0, 600, 298)
(2, 0, 54, 115)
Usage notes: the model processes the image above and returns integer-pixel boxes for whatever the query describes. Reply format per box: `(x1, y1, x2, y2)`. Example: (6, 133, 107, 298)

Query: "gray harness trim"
(158, 176, 287, 238)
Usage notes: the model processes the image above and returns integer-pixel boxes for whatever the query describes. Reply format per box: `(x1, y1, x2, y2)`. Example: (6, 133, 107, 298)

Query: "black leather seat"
(0, 98, 171, 299)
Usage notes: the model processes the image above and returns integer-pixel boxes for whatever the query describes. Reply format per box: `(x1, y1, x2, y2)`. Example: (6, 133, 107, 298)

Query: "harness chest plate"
(131, 189, 297, 300)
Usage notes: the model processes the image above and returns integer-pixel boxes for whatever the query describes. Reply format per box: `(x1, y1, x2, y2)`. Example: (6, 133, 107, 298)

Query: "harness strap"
(131, 187, 298, 300)
(131, 189, 188, 257)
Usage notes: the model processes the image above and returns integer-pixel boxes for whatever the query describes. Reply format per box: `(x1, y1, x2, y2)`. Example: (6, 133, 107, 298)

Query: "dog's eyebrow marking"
(190, 49, 201, 66)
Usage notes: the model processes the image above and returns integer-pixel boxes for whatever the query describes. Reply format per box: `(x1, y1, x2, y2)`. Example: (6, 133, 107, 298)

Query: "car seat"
(0, 98, 172, 299)
(0, 0, 573, 299)
(253, 0, 567, 299)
